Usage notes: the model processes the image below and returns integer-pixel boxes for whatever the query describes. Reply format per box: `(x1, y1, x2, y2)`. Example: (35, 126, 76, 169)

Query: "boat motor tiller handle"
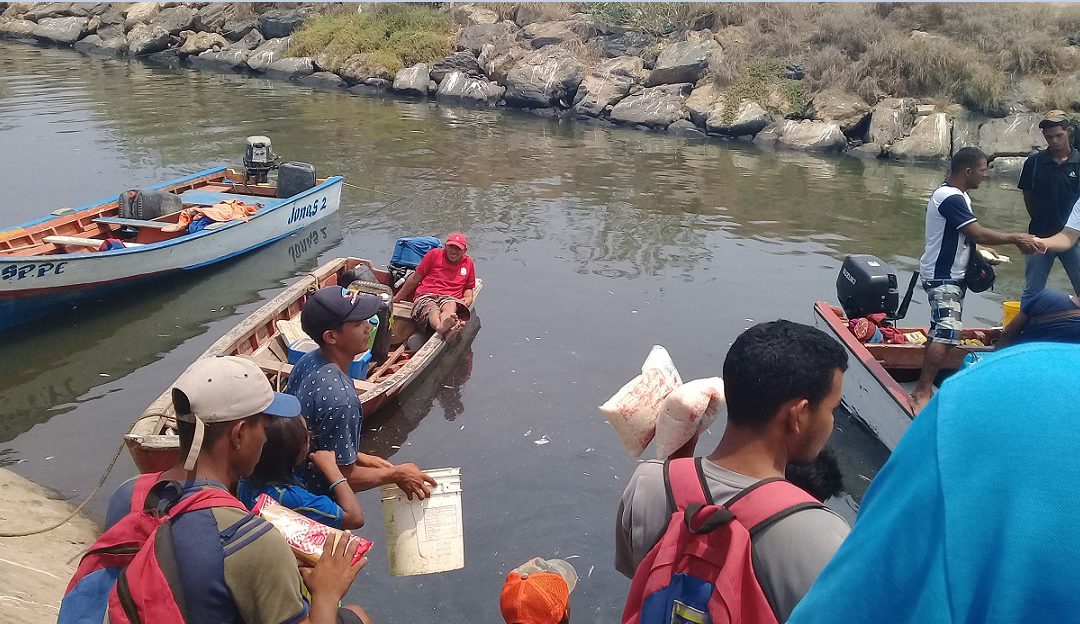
(889, 271, 919, 322)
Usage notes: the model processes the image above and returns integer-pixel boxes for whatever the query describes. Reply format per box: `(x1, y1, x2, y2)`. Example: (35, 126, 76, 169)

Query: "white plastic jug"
(380, 467, 464, 576)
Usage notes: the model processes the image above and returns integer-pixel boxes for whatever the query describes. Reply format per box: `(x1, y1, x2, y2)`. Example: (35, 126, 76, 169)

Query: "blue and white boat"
(0, 152, 342, 330)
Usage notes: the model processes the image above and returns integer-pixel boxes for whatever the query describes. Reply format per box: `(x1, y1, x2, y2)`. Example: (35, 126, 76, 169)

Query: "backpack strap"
(129, 472, 164, 514)
(164, 487, 247, 519)
(724, 478, 825, 537)
(664, 457, 713, 512)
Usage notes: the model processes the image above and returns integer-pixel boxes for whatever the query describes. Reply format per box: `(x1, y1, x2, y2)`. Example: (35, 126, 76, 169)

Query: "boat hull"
(0, 172, 342, 329)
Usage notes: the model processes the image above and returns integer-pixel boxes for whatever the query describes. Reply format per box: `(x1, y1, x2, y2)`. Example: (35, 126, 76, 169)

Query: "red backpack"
(622, 457, 824, 624)
(59, 475, 247, 624)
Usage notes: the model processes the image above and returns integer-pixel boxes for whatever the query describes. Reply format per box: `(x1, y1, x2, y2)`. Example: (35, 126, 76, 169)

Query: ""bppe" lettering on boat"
(288, 197, 328, 225)
(1, 261, 68, 281)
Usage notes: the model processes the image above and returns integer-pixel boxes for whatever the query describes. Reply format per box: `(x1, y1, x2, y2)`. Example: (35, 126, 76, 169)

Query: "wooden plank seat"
(179, 190, 288, 209)
(244, 356, 378, 392)
(93, 217, 172, 229)
(42, 235, 144, 248)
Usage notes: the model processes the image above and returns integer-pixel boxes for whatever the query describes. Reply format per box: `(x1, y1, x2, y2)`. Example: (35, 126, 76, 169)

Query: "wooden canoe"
(0, 166, 342, 330)
(813, 301, 998, 452)
(124, 257, 482, 473)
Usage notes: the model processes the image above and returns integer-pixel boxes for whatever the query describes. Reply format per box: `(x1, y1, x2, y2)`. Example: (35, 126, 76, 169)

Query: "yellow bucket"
(1003, 300, 1021, 326)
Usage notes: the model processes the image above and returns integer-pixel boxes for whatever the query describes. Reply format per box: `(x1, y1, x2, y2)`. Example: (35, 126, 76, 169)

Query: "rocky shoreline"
(0, 2, 1059, 166)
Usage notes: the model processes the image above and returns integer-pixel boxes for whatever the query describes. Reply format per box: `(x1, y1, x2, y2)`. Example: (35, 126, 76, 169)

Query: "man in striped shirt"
(912, 147, 1040, 413)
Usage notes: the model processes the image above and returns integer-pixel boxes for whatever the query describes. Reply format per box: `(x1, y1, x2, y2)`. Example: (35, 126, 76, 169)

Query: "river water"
(0, 42, 1058, 621)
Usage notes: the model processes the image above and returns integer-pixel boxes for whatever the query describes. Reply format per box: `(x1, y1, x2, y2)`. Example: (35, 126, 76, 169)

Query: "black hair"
(172, 388, 263, 456)
(722, 320, 848, 431)
(248, 416, 310, 486)
(786, 446, 844, 502)
(950, 146, 988, 175)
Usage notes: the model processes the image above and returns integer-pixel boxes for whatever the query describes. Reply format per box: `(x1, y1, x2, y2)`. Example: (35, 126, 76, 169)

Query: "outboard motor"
(243, 135, 280, 184)
(837, 254, 901, 319)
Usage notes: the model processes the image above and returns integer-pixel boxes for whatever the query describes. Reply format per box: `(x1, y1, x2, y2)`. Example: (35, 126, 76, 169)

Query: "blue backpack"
(390, 236, 442, 269)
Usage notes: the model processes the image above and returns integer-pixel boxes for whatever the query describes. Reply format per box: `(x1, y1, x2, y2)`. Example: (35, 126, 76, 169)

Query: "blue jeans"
(1024, 244, 1080, 300)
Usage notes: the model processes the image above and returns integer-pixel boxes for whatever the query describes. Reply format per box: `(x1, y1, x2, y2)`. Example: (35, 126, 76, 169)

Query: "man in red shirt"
(393, 232, 476, 341)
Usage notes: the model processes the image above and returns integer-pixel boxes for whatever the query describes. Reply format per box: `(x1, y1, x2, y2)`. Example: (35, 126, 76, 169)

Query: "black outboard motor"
(837, 254, 901, 319)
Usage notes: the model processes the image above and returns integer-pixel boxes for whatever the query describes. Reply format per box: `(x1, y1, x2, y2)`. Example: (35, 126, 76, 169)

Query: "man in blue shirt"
(996, 287, 1080, 347)
(912, 147, 1039, 412)
(789, 344, 1080, 623)
(288, 287, 436, 499)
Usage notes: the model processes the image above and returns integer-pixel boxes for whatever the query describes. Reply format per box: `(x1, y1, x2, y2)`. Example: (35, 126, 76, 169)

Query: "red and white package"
(252, 494, 373, 566)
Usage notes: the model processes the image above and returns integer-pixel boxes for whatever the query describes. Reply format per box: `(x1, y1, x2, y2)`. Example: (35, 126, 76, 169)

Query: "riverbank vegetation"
(290, 3, 456, 73)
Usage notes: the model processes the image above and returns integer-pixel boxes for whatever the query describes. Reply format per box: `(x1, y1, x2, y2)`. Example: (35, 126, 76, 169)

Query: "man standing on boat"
(289, 287, 437, 501)
(1017, 111, 1080, 298)
(912, 147, 1041, 413)
(393, 232, 476, 342)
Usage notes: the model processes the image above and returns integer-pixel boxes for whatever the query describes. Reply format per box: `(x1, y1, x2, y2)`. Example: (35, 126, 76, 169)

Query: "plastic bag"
(253, 494, 373, 566)
(600, 346, 681, 457)
(654, 378, 726, 459)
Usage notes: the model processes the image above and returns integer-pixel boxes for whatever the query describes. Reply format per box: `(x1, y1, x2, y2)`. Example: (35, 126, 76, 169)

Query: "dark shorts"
(412, 293, 470, 326)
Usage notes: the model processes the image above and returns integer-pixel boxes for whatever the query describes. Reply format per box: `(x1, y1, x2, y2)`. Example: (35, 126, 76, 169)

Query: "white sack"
(600, 345, 681, 457)
(654, 377, 726, 459)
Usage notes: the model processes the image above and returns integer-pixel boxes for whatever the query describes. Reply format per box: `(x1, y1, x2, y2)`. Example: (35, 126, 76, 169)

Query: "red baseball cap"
(446, 232, 468, 250)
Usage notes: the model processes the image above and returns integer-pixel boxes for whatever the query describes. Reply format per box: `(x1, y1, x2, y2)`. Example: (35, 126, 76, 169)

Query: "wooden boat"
(813, 301, 998, 452)
(125, 257, 482, 473)
(0, 166, 342, 329)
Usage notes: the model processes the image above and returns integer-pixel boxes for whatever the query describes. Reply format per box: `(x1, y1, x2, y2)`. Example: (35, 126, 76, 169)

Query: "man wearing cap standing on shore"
(393, 232, 476, 342)
(95, 356, 372, 624)
(1017, 110, 1080, 297)
(288, 286, 437, 501)
(500, 557, 578, 624)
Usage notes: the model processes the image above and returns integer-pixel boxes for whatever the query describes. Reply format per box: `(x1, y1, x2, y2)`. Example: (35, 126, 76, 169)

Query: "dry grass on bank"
(581, 2, 1080, 115)
(290, 4, 456, 73)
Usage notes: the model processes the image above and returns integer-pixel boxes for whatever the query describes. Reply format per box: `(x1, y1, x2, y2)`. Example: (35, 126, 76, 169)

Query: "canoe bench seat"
(93, 216, 172, 229)
(179, 190, 288, 210)
(42, 235, 144, 248)
(243, 356, 377, 392)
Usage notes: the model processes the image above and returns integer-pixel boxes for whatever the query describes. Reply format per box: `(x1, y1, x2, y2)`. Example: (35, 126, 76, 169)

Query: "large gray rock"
(336, 53, 393, 84)
(392, 63, 432, 96)
(951, 108, 986, 154)
(450, 3, 498, 27)
(572, 55, 645, 117)
(595, 31, 656, 60)
(189, 48, 249, 70)
(98, 9, 122, 27)
(259, 9, 307, 39)
(126, 22, 168, 56)
(178, 31, 226, 55)
(978, 113, 1045, 158)
(33, 15, 86, 44)
(458, 20, 517, 53)
(150, 5, 194, 35)
(222, 14, 257, 41)
(523, 19, 591, 48)
(229, 27, 263, 51)
(646, 38, 721, 86)
(0, 16, 35, 37)
(124, 2, 159, 30)
(246, 36, 290, 72)
(430, 51, 482, 83)
(668, 119, 706, 138)
(609, 83, 691, 129)
(73, 33, 126, 56)
(808, 90, 870, 135)
(265, 56, 314, 78)
(867, 97, 914, 145)
(96, 23, 123, 39)
(192, 2, 226, 32)
(477, 40, 529, 83)
(144, 48, 181, 67)
(685, 81, 723, 127)
(23, 2, 72, 21)
(436, 70, 504, 105)
(297, 71, 346, 89)
(889, 113, 951, 160)
(774, 120, 847, 152)
(514, 4, 546, 27)
(708, 100, 770, 136)
(504, 47, 583, 108)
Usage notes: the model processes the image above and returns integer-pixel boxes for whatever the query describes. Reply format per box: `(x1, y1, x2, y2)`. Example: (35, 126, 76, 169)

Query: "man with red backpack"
(616, 321, 851, 623)
(61, 356, 371, 624)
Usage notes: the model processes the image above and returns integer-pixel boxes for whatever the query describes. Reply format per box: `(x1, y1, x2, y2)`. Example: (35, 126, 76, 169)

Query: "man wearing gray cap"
(289, 286, 436, 503)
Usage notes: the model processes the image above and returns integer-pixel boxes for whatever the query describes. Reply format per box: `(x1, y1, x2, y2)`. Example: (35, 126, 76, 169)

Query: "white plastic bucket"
(380, 467, 464, 576)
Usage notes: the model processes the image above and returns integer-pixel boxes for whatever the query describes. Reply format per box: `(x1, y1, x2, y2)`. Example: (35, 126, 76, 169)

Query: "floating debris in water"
(98, 373, 110, 377)
(631, 310, 638, 314)
(534, 435, 550, 446)
(588, 565, 594, 579)
(745, 318, 754, 322)
(523, 429, 532, 437)
(44, 456, 54, 461)
(608, 291, 615, 295)
(565, 554, 580, 559)
(858, 474, 871, 482)
(390, 445, 400, 449)
(443, 385, 453, 389)
(459, 425, 465, 431)
(583, 472, 590, 477)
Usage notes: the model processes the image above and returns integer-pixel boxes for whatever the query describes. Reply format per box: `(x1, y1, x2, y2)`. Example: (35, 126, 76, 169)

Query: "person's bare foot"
(435, 314, 456, 336)
(910, 391, 932, 415)
(445, 321, 465, 343)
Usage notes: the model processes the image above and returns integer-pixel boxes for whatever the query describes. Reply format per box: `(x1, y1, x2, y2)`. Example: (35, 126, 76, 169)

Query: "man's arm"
(339, 460, 437, 500)
(1038, 228, 1080, 253)
(461, 288, 474, 307)
(995, 310, 1030, 349)
(392, 271, 423, 303)
(961, 222, 1039, 253)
